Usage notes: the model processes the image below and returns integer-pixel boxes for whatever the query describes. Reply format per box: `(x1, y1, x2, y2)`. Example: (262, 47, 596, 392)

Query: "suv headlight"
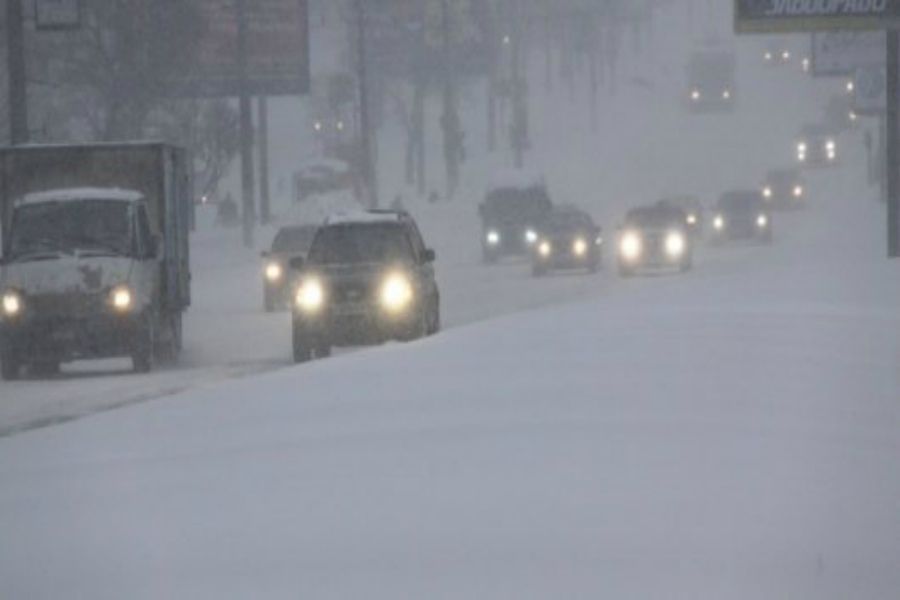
(793, 185, 803, 197)
(265, 262, 283, 282)
(110, 286, 134, 312)
(2, 290, 23, 318)
(763, 186, 772, 199)
(486, 230, 501, 246)
(381, 272, 413, 313)
(296, 277, 325, 313)
(525, 229, 538, 244)
(665, 231, 686, 257)
(572, 238, 588, 257)
(757, 214, 769, 228)
(713, 215, 725, 230)
(619, 232, 642, 261)
(538, 240, 553, 258)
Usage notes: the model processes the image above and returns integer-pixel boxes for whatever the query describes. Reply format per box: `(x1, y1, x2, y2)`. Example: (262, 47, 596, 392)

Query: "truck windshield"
(308, 224, 412, 265)
(8, 199, 131, 259)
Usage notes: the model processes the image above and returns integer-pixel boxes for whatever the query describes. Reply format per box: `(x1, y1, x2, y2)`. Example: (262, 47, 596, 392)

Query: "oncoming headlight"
(793, 185, 803, 198)
(525, 229, 538, 245)
(665, 231, 686, 257)
(296, 277, 325, 313)
(619, 232, 642, 261)
(713, 215, 725, 230)
(690, 89, 701, 101)
(2, 291, 23, 317)
(686, 214, 697, 225)
(538, 240, 553, 258)
(757, 214, 769, 228)
(111, 286, 133, 312)
(763, 187, 772, 199)
(572, 238, 588, 257)
(486, 230, 501, 246)
(381, 272, 414, 313)
(265, 262, 283, 282)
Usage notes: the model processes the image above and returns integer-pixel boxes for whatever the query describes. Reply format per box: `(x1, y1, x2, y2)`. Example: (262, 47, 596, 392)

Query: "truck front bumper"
(1, 313, 144, 363)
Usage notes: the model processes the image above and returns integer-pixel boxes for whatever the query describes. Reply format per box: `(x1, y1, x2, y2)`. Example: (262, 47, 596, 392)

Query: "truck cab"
(0, 143, 191, 379)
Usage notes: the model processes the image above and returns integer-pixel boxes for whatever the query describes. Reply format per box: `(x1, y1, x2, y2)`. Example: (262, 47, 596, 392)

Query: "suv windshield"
(719, 193, 763, 212)
(271, 226, 317, 254)
(308, 223, 413, 265)
(8, 199, 131, 259)
(483, 188, 552, 222)
(626, 207, 685, 228)
(547, 211, 591, 231)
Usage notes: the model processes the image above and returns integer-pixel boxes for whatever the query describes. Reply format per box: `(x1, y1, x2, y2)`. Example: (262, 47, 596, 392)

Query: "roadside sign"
(174, 0, 310, 97)
(735, 0, 900, 33)
(34, 0, 81, 31)
(812, 31, 885, 76)
(854, 64, 887, 114)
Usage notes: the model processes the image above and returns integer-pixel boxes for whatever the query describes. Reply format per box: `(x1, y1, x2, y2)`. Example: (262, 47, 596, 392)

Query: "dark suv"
(289, 210, 440, 363)
(479, 179, 553, 263)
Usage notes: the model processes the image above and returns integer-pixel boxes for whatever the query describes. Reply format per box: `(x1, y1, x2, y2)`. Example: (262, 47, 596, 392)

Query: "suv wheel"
(428, 299, 441, 335)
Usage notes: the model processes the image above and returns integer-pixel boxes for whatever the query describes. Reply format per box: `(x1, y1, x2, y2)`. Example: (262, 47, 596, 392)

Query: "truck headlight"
(381, 272, 413, 313)
(525, 229, 538, 245)
(757, 214, 769, 228)
(265, 262, 283, 282)
(296, 277, 325, 313)
(665, 231, 686, 257)
(111, 286, 133, 312)
(713, 215, 725, 230)
(2, 291, 22, 317)
(690, 89, 701, 101)
(486, 230, 501, 246)
(686, 214, 697, 225)
(572, 238, 588, 257)
(538, 240, 553, 258)
(619, 232, 641, 261)
(793, 185, 803, 198)
(763, 187, 772, 199)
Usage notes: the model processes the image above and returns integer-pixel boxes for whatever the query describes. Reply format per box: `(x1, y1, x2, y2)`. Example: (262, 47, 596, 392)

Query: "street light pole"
(355, 0, 378, 208)
(6, 0, 29, 145)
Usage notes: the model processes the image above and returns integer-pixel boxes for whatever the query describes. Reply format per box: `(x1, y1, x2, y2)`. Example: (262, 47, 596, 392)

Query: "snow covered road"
(1, 155, 898, 598)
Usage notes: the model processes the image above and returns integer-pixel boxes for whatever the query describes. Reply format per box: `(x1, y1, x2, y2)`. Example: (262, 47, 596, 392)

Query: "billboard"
(812, 31, 885, 76)
(176, 0, 310, 97)
(735, 0, 900, 33)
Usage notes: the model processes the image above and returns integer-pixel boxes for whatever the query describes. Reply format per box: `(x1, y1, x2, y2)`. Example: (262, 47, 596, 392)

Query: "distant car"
(796, 123, 838, 167)
(686, 50, 736, 112)
(289, 210, 440, 363)
(762, 168, 806, 210)
(261, 224, 319, 312)
(532, 206, 602, 277)
(616, 203, 693, 277)
(479, 172, 554, 263)
(763, 44, 793, 66)
(710, 191, 773, 244)
(660, 196, 704, 239)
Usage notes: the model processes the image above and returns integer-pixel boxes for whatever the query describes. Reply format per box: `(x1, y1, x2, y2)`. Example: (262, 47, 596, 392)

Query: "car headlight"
(381, 272, 414, 312)
(595, 235, 604, 246)
(722, 89, 731, 100)
(782, 51, 791, 61)
(486, 230, 501, 246)
(793, 185, 803, 197)
(763, 186, 772, 199)
(110, 286, 133, 312)
(846, 80, 854, 93)
(826, 139, 836, 152)
(619, 232, 642, 261)
(764, 52, 773, 61)
(757, 214, 769, 228)
(691, 89, 701, 101)
(665, 231, 686, 257)
(572, 238, 588, 257)
(525, 229, 538, 245)
(686, 214, 697, 225)
(797, 142, 807, 153)
(538, 240, 553, 258)
(849, 111, 858, 122)
(265, 262, 283, 282)
(713, 215, 725, 230)
(296, 277, 325, 313)
(2, 291, 23, 318)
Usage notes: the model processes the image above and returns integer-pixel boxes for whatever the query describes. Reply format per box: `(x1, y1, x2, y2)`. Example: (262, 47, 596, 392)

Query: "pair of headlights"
(712, 215, 768, 230)
(295, 272, 414, 314)
(1, 286, 134, 319)
(763, 186, 804, 199)
(538, 237, 590, 258)
(486, 229, 538, 246)
(619, 231, 686, 261)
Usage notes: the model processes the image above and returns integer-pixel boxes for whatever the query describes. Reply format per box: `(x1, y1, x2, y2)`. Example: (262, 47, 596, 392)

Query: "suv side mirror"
(289, 256, 305, 270)
(423, 248, 436, 263)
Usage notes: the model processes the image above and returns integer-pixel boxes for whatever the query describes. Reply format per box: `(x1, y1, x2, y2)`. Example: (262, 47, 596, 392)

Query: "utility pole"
(355, 0, 378, 208)
(887, 30, 899, 258)
(258, 96, 271, 224)
(236, 0, 256, 247)
(6, 0, 29, 145)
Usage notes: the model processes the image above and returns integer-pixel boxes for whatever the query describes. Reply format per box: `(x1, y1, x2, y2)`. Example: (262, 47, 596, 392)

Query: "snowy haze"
(2, 1, 900, 598)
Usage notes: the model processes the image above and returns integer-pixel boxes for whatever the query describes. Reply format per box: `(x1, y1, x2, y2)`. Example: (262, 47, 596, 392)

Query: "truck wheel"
(0, 344, 20, 381)
(155, 317, 181, 366)
(292, 324, 313, 363)
(131, 322, 155, 374)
